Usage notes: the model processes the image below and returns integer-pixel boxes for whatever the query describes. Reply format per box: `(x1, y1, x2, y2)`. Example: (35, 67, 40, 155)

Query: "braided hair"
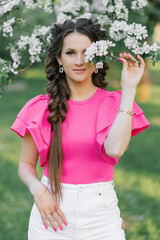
(44, 18, 109, 204)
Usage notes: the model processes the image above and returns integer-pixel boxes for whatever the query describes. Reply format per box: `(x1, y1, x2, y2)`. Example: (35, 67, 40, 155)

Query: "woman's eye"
(66, 51, 74, 55)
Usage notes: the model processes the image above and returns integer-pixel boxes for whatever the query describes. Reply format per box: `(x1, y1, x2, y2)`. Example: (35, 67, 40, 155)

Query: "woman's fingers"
(46, 211, 59, 231)
(57, 206, 68, 226)
(41, 211, 49, 230)
(45, 205, 67, 231)
(119, 52, 139, 68)
(52, 211, 64, 230)
(137, 54, 145, 69)
(127, 53, 139, 68)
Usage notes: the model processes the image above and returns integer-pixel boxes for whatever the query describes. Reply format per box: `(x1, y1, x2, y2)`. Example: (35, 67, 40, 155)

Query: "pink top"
(11, 88, 150, 184)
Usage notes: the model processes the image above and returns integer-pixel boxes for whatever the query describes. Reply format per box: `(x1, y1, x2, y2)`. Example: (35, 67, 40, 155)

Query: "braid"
(45, 52, 70, 203)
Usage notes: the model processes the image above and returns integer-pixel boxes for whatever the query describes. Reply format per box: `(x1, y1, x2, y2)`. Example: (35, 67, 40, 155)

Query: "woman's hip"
(28, 175, 126, 240)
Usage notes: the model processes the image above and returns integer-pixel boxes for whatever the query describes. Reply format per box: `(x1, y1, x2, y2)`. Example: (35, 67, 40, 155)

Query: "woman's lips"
(73, 69, 86, 74)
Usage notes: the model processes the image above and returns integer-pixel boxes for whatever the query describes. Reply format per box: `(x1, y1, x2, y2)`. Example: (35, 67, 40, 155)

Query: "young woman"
(11, 18, 150, 240)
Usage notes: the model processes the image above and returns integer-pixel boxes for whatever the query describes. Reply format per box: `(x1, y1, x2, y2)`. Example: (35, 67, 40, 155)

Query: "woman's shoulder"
(17, 94, 50, 120)
(23, 94, 50, 108)
(100, 88, 122, 102)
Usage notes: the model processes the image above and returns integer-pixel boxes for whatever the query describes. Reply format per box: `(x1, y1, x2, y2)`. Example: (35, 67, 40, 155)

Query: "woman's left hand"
(119, 52, 145, 90)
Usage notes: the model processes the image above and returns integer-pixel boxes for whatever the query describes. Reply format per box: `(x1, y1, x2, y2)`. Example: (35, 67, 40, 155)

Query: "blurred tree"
(139, 1, 160, 102)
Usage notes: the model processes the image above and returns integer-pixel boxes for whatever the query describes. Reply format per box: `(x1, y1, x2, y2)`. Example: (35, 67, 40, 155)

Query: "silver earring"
(59, 65, 64, 73)
(94, 68, 98, 74)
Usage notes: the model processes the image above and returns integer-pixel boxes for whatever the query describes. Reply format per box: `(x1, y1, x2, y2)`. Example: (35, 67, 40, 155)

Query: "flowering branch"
(0, 0, 160, 96)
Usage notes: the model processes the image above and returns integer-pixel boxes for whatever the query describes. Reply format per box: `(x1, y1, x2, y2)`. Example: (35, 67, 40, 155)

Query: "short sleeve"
(96, 90, 150, 164)
(11, 94, 52, 167)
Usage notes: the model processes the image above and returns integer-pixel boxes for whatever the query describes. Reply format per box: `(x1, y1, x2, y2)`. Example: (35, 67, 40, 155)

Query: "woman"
(11, 18, 150, 240)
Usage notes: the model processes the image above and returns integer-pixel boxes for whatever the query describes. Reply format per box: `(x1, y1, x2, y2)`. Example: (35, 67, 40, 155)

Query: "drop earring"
(94, 68, 98, 74)
(59, 65, 64, 73)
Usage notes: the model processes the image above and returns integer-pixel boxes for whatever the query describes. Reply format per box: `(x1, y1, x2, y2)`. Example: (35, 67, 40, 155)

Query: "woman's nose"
(75, 54, 84, 65)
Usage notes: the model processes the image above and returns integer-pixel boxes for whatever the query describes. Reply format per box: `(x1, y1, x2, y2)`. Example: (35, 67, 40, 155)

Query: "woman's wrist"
(29, 179, 46, 197)
(121, 85, 136, 95)
(120, 86, 136, 111)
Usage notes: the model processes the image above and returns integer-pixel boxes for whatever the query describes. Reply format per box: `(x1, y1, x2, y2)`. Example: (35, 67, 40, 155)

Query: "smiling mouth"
(73, 69, 86, 73)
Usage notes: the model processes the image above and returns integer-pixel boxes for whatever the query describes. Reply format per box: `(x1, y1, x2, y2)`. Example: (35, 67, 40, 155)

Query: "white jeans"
(28, 175, 126, 240)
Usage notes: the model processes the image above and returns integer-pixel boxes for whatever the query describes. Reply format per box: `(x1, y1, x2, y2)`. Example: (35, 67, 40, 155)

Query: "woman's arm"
(104, 53, 145, 158)
(19, 132, 68, 230)
(18, 132, 41, 195)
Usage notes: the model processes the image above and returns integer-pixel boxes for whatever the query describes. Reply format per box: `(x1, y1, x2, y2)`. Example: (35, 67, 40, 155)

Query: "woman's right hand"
(32, 182, 68, 231)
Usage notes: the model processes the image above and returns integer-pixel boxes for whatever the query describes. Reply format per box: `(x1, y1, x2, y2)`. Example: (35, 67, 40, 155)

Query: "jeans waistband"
(41, 175, 114, 195)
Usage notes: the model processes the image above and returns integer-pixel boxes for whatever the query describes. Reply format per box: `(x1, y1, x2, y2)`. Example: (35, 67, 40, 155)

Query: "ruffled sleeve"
(11, 94, 52, 167)
(96, 90, 150, 165)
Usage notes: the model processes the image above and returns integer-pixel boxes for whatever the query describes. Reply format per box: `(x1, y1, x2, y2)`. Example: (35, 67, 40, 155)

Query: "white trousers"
(28, 175, 126, 240)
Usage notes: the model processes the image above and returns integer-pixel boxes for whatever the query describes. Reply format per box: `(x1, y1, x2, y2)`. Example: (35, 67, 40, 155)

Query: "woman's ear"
(56, 56, 62, 65)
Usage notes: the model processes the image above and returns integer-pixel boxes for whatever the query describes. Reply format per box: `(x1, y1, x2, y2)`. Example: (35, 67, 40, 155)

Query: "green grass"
(0, 63, 160, 240)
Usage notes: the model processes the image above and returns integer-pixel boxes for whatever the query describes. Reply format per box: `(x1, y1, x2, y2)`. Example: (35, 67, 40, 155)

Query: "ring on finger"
(48, 210, 56, 218)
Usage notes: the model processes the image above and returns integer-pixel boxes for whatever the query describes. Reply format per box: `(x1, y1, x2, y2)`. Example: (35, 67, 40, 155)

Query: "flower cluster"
(2, 17, 15, 37)
(54, 0, 90, 24)
(84, 40, 116, 69)
(131, 0, 147, 10)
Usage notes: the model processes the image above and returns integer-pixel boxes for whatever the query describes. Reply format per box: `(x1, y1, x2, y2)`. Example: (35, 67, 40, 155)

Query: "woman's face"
(56, 32, 95, 86)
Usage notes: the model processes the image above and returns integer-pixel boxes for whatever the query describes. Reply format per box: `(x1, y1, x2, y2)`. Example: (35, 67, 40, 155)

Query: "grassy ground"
(0, 62, 159, 240)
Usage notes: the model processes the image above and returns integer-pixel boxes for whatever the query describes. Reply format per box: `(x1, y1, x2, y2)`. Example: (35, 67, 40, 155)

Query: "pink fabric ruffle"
(11, 94, 51, 167)
(96, 90, 150, 164)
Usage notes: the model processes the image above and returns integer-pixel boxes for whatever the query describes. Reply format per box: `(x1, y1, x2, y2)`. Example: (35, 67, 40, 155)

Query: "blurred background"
(0, 2, 160, 240)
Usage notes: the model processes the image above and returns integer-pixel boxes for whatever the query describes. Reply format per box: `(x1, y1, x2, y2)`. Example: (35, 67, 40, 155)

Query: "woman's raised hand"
(32, 182, 68, 232)
(119, 52, 145, 90)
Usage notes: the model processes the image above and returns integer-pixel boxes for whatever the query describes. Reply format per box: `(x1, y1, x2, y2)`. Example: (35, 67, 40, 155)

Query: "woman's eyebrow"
(65, 48, 87, 51)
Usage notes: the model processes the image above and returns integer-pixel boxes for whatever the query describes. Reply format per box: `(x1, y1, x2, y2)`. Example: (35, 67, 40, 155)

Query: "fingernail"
(120, 52, 122, 54)
(118, 58, 123, 63)
(124, 52, 126, 54)
(60, 226, 63, 231)
(137, 54, 140, 57)
(45, 225, 48, 229)
(127, 52, 130, 54)
(64, 222, 68, 226)
(53, 227, 57, 232)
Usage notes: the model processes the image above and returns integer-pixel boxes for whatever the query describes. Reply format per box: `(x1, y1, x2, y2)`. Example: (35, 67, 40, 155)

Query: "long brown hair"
(44, 18, 109, 204)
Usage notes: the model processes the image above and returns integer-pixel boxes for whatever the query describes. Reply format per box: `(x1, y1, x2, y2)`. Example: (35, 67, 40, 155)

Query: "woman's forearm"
(104, 87, 136, 158)
(18, 162, 44, 197)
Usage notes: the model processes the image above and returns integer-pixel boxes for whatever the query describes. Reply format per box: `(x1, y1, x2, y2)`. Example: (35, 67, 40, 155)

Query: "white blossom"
(95, 61, 103, 69)
(10, 48, 21, 69)
(75, 12, 91, 20)
(102, 0, 110, 7)
(127, 23, 148, 40)
(150, 42, 160, 52)
(17, 36, 30, 50)
(124, 36, 139, 50)
(44, 0, 53, 13)
(84, 40, 116, 65)
(97, 15, 112, 27)
(33, 26, 51, 37)
(132, 41, 151, 54)
(109, 21, 128, 41)
(0, 58, 10, 73)
(28, 35, 43, 63)
(24, 0, 42, 9)
(114, 1, 129, 20)
(55, 0, 89, 19)
(3, 17, 15, 37)
(131, 0, 147, 10)
(55, 12, 72, 24)
(0, 0, 21, 15)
